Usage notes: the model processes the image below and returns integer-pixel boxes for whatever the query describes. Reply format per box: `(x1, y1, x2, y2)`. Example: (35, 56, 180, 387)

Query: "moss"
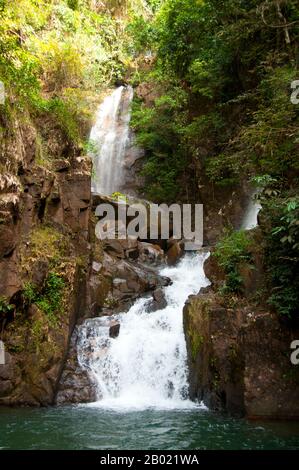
(30, 319, 45, 352)
(21, 226, 62, 271)
(0, 296, 14, 315)
(35, 133, 51, 168)
(185, 297, 211, 362)
(189, 330, 204, 362)
(29, 226, 64, 259)
(23, 272, 65, 327)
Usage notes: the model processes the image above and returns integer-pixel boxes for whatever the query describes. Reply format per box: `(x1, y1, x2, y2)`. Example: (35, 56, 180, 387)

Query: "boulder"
(147, 288, 167, 313)
(103, 239, 126, 258)
(166, 240, 184, 265)
(109, 321, 120, 338)
(103, 237, 139, 259)
(138, 242, 164, 264)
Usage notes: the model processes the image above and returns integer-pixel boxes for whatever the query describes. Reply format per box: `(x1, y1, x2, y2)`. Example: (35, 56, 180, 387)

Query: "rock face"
(183, 230, 299, 419)
(88, 248, 169, 316)
(184, 289, 299, 419)
(0, 117, 93, 406)
(55, 331, 97, 405)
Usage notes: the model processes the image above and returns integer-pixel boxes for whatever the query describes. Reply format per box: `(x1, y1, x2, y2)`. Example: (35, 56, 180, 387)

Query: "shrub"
(23, 272, 65, 326)
(213, 230, 252, 294)
(0, 297, 14, 327)
(264, 195, 299, 318)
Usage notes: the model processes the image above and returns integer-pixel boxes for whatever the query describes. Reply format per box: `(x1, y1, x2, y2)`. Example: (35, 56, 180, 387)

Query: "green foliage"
(67, 0, 79, 10)
(205, 152, 241, 187)
(0, 0, 141, 142)
(131, 87, 188, 202)
(213, 230, 252, 294)
(126, 15, 157, 55)
(213, 230, 252, 271)
(129, 0, 299, 325)
(271, 198, 299, 250)
(238, 66, 299, 178)
(23, 273, 65, 326)
(132, 0, 299, 196)
(110, 192, 128, 202)
(23, 282, 37, 304)
(0, 297, 14, 322)
(189, 330, 204, 362)
(47, 97, 80, 143)
(263, 195, 299, 318)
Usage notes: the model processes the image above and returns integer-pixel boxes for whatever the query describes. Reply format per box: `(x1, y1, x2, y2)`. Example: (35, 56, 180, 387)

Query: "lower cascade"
(77, 253, 210, 410)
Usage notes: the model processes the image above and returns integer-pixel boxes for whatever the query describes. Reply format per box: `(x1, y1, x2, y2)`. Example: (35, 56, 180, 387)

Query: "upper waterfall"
(90, 86, 134, 196)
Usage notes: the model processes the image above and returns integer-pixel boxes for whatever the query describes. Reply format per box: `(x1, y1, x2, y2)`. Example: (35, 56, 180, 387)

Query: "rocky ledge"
(183, 238, 299, 419)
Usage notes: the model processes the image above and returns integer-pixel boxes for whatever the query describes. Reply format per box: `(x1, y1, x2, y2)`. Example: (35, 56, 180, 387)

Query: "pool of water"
(0, 405, 299, 450)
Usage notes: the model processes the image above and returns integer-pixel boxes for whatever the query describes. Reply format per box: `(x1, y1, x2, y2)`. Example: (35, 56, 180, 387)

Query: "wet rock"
(148, 288, 167, 313)
(166, 240, 184, 265)
(138, 242, 164, 264)
(0, 117, 93, 406)
(0, 352, 19, 401)
(55, 333, 97, 405)
(0, 380, 13, 396)
(113, 259, 169, 297)
(153, 288, 167, 305)
(109, 321, 120, 338)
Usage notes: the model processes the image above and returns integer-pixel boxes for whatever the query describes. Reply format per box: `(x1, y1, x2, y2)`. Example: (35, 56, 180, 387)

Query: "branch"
(258, 0, 298, 44)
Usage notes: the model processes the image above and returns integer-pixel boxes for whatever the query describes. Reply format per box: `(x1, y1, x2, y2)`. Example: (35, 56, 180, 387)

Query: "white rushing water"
(90, 86, 134, 195)
(81, 86, 210, 411)
(241, 192, 262, 230)
(77, 253, 210, 411)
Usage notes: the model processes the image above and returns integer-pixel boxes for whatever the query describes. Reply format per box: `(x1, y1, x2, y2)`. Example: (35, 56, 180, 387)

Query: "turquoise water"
(0, 406, 299, 450)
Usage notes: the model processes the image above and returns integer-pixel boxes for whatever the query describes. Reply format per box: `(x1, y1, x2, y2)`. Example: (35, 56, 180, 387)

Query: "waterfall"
(77, 253, 210, 411)
(241, 192, 262, 230)
(82, 86, 210, 411)
(90, 86, 134, 196)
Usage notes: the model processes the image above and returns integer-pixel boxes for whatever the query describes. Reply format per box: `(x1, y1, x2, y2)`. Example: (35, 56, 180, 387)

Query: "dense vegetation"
(128, 0, 299, 319)
(0, 0, 150, 145)
(130, 0, 298, 198)
(213, 230, 253, 295)
(1, 1, 299, 321)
